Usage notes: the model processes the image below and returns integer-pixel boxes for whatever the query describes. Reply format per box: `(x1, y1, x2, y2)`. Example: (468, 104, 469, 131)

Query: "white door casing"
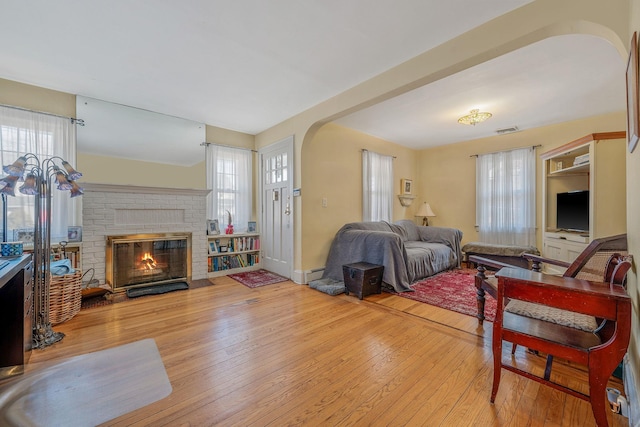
(259, 136, 294, 278)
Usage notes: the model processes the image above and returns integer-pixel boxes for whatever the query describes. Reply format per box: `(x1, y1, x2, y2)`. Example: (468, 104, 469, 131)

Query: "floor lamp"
(0, 154, 83, 349)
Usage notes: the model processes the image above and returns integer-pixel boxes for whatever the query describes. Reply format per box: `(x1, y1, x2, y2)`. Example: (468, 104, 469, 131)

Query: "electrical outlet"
(322, 198, 327, 208)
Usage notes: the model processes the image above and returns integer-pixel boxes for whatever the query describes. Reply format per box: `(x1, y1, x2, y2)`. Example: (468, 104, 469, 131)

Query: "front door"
(260, 136, 294, 278)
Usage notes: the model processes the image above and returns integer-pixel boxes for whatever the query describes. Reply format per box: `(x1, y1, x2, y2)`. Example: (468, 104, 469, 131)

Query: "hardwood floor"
(16, 276, 628, 426)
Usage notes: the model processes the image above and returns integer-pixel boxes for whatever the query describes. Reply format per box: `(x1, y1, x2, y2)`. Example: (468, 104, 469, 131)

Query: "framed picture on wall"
(627, 31, 639, 153)
(401, 179, 413, 195)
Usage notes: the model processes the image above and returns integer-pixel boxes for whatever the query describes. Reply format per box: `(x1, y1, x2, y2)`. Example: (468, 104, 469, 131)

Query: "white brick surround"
(81, 183, 210, 285)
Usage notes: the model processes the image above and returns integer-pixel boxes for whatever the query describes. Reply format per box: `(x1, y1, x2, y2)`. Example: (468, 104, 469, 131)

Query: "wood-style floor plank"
(10, 276, 628, 426)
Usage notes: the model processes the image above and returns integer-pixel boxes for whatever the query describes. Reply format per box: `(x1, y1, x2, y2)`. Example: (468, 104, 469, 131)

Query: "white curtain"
(476, 147, 536, 246)
(206, 144, 253, 232)
(0, 106, 78, 242)
(362, 150, 393, 222)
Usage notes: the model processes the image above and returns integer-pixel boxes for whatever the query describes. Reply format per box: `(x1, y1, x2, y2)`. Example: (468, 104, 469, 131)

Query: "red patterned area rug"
(228, 269, 288, 288)
(396, 269, 497, 321)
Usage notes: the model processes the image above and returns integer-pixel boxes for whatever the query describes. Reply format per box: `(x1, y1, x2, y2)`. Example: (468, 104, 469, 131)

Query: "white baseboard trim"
(292, 268, 325, 285)
(624, 355, 640, 427)
(291, 270, 305, 284)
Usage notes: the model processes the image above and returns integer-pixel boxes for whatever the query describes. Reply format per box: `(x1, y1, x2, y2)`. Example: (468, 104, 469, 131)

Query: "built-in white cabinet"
(540, 132, 626, 264)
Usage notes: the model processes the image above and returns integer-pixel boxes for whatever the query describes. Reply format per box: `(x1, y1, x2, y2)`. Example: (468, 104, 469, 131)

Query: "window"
(0, 106, 79, 242)
(476, 147, 536, 246)
(206, 144, 252, 232)
(362, 150, 393, 222)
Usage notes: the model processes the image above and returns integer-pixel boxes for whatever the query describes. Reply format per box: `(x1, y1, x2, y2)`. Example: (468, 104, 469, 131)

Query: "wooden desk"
(492, 267, 631, 427)
(0, 255, 33, 379)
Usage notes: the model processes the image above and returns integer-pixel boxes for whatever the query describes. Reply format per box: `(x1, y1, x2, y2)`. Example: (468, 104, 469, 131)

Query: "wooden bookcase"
(207, 232, 260, 277)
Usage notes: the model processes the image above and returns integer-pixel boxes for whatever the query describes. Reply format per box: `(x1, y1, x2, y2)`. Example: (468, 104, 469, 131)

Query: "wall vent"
(496, 126, 519, 135)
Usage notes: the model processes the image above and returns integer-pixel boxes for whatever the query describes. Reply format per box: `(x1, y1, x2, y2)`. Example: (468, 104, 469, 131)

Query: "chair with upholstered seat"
(491, 258, 631, 427)
(470, 235, 632, 427)
(470, 234, 628, 323)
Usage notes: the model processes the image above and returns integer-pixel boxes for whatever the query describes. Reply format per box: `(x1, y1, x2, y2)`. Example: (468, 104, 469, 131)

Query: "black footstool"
(342, 262, 384, 300)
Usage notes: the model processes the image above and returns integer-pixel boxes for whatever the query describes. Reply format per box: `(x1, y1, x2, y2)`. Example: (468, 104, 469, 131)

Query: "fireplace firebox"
(106, 233, 191, 292)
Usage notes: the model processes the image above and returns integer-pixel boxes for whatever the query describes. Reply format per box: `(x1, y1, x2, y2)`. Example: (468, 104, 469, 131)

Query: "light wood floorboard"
(11, 276, 628, 426)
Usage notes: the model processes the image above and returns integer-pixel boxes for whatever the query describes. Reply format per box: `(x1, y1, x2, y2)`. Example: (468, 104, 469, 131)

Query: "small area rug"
(397, 269, 496, 321)
(228, 269, 288, 288)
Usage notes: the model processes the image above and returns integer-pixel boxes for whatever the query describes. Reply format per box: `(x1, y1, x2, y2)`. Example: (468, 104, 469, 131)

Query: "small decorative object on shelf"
(401, 178, 413, 195)
(247, 221, 257, 232)
(207, 219, 219, 235)
(225, 210, 234, 234)
(67, 226, 82, 242)
(13, 228, 35, 243)
(0, 241, 23, 257)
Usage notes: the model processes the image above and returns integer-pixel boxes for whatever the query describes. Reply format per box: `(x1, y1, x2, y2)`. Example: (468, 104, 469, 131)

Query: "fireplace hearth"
(106, 233, 192, 292)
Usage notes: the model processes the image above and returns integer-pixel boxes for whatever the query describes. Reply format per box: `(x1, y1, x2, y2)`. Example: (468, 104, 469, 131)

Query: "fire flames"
(139, 252, 157, 270)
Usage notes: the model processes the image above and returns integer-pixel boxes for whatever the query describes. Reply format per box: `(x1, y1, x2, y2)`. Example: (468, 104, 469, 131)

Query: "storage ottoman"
(342, 262, 383, 300)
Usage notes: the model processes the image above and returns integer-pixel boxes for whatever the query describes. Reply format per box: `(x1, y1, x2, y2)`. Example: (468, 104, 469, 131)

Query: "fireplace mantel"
(82, 182, 211, 197)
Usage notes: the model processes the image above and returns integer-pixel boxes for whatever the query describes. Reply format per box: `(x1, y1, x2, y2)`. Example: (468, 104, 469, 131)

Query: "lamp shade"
(416, 202, 436, 217)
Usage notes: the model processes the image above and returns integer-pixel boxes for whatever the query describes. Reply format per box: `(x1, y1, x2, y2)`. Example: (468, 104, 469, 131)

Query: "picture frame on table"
(209, 241, 218, 254)
(13, 228, 34, 243)
(207, 219, 220, 235)
(247, 221, 257, 232)
(401, 178, 413, 195)
(67, 226, 82, 242)
(627, 31, 639, 153)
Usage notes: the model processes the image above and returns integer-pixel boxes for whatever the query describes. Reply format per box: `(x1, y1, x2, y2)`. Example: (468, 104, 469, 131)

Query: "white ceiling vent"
(496, 126, 520, 135)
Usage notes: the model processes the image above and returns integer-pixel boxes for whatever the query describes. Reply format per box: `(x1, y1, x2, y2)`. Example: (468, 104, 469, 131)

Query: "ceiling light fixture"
(458, 109, 492, 126)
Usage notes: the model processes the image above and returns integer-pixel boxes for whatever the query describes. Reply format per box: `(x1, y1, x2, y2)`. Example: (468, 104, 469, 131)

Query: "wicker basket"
(49, 269, 83, 325)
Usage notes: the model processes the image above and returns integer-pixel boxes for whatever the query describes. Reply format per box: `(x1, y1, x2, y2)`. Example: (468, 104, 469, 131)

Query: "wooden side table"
(342, 262, 383, 300)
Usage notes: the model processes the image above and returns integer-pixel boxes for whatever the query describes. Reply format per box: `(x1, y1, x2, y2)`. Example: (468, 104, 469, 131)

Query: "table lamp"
(416, 202, 436, 226)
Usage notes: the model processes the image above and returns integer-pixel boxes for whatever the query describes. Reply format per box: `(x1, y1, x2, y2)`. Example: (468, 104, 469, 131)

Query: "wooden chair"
(470, 234, 628, 323)
(492, 262, 631, 427)
(470, 236, 631, 427)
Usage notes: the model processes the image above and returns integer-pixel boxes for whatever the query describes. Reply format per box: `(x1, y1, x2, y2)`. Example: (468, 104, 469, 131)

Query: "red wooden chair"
(470, 236, 631, 427)
(492, 259, 631, 427)
(470, 234, 628, 323)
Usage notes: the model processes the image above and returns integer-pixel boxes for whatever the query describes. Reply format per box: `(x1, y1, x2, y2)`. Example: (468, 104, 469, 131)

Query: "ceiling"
(0, 0, 626, 163)
(334, 34, 626, 149)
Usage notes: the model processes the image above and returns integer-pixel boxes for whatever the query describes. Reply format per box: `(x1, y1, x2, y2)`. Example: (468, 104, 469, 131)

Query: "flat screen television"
(556, 190, 589, 232)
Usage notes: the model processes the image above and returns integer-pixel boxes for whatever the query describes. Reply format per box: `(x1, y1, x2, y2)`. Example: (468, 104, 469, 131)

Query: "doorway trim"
(259, 135, 294, 279)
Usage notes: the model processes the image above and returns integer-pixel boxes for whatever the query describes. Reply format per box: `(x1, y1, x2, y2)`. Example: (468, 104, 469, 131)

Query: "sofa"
(321, 220, 463, 293)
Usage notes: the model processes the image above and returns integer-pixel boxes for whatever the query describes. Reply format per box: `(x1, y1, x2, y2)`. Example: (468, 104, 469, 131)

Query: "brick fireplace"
(81, 183, 210, 287)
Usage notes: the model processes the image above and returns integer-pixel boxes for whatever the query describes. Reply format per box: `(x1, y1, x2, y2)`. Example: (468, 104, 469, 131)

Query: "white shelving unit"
(207, 232, 261, 277)
(540, 132, 626, 265)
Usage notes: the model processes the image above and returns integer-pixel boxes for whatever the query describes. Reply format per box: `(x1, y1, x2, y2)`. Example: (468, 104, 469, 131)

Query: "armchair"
(470, 234, 628, 323)
(492, 263, 631, 427)
(470, 235, 632, 427)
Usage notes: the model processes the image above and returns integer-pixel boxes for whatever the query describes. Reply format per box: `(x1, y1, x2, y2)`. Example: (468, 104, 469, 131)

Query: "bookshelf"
(207, 232, 260, 277)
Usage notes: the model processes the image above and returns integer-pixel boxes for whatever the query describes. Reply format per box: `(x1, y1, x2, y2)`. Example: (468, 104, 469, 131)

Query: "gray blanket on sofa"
(321, 220, 462, 293)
